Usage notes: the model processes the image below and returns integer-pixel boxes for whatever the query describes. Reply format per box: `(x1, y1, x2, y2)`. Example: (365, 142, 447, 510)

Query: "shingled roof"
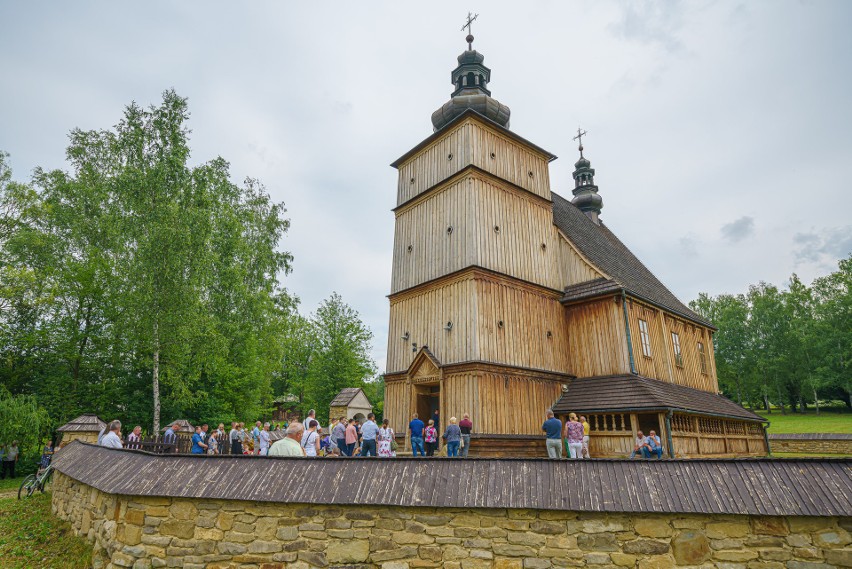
(552, 374, 765, 422)
(552, 193, 712, 328)
(330, 388, 367, 407)
(54, 442, 852, 517)
(56, 413, 106, 433)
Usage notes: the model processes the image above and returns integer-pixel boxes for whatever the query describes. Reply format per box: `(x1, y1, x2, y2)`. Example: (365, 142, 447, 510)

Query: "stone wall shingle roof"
(552, 193, 712, 327)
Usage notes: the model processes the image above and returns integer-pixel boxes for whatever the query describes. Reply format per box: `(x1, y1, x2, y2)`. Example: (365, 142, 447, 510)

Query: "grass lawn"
(755, 409, 852, 434)
(0, 490, 91, 569)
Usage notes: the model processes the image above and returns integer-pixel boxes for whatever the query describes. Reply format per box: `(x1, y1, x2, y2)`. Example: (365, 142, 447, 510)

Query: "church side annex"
(383, 32, 767, 458)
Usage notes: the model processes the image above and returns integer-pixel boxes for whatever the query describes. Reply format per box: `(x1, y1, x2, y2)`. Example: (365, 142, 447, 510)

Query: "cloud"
(720, 216, 755, 243)
(608, 0, 686, 52)
(793, 226, 852, 264)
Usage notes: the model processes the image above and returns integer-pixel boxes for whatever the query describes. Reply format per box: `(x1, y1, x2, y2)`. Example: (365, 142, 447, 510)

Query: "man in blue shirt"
(163, 423, 178, 453)
(359, 413, 379, 457)
(191, 426, 208, 454)
(642, 430, 663, 459)
(409, 413, 426, 457)
(541, 409, 563, 459)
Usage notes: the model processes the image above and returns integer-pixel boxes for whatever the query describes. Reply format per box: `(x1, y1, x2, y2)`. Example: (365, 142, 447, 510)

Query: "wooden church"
(383, 33, 768, 458)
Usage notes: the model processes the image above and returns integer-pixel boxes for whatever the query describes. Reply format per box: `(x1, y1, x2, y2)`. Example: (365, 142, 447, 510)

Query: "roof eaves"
(390, 108, 557, 168)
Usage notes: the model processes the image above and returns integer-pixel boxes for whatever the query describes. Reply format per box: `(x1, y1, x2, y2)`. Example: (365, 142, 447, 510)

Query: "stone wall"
(769, 435, 852, 455)
(51, 471, 852, 569)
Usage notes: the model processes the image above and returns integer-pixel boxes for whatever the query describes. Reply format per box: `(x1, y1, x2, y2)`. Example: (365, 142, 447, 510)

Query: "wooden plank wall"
(474, 277, 571, 374)
(387, 272, 572, 374)
(564, 298, 630, 377)
(387, 276, 478, 373)
(556, 232, 605, 286)
(391, 173, 562, 294)
(396, 118, 551, 206)
(384, 380, 409, 438)
(444, 372, 564, 436)
(625, 299, 719, 393)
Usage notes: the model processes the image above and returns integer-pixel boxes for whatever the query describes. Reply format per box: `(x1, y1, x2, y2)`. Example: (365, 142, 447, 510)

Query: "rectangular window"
(671, 332, 683, 367)
(638, 319, 652, 357)
(698, 342, 708, 374)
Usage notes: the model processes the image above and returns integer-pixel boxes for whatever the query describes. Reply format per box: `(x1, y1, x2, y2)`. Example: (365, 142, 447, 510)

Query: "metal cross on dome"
(462, 12, 479, 50)
(573, 127, 588, 158)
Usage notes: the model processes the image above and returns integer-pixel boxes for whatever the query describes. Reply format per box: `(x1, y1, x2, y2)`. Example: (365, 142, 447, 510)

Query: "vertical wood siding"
(387, 273, 572, 375)
(396, 118, 551, 206)
(443, 372, 564, 436)
(556, 232, 605, 286)
(384, 380, 409, 439)
(564, 299, 630, 377)
(391, 173, 561, 294)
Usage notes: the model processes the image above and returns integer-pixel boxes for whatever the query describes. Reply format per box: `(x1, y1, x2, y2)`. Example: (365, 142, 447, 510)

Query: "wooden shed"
(162, 419, 194, 434)
(272, 394, 300, 422)
(329, 388, 373, 423)
(56, 413, 107, 448)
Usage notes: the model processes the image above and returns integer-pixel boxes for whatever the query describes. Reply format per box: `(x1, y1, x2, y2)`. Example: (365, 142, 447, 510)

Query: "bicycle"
(18, 464, 53, 499)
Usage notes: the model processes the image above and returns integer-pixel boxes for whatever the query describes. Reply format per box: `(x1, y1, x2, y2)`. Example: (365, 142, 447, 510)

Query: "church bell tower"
(383, 26, 574, 454)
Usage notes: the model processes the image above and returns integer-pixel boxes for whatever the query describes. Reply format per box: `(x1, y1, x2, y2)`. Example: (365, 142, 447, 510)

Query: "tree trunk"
(152, 320, 161, 433)
(776, 383, 786, 415)
(763, 393, 771, 412)
(813, 386, 820, 415)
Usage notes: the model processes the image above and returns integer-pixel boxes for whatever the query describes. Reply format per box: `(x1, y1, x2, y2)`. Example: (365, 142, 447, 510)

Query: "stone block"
(788, 518, 830, 533)
(480, 527, 509, 539)
(577, 532, 617, 551)
(112, 552, 136, 567)
(623, 538, 670, 555)
(255, 517, 278, 540)
(747, 536, 785, 547)
(493, 560, 523, 569)
(276, 526, 298, 541)
(454, 527, 479, 538)
(381, 563, 410, 569)
(297, 551, 328, 567)
(326, 518, 352, 530)
(460, 560, 491, 569)
(785, 562, 833, 569)
(637, 554, 675, 569)
(714, 550, 759, 562)
(415, 514, 453, 526)
(169, 501, 197, 521)
(634, 518, 673, 538)
(419, 545, 444, 561)
(125, 508, 146, 526)
(523, 559, 552, 568)
(325, 539, 369, 563)
(786, 534, 811, 547)
(707, 522, 751, 539)
(758, 548, 791, 561)
(581, 519, 624, 533)
(216, 512, 235, 531)
(393, 532, 435, 545)
(327, 529, 354, 539)
(470, 549, 493, 559)
(814, 529, 851, 547)
(493, 544, 537, 557)
(583, 552, 610, 565)
(371, 536, 397, 551)
(671, 530, 711, 565)
(160, 519, 195, 539)
(123, 523, 143, 546)
(194, 527, 223, 541)
(443, 545, 471, 561)
(825, 549, 852, 567)
(752, 517, 789, 536)
(248, 540, 282, 554)
(508, 532, 547, 548)
(610, 553, 637, 567)
(531, 520, 566, 535)
(372, 546, 419, 562)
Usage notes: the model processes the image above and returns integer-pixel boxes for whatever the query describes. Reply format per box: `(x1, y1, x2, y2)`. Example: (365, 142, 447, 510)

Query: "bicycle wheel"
(17, 474, 37, 500)
(38, 468, 52, 492)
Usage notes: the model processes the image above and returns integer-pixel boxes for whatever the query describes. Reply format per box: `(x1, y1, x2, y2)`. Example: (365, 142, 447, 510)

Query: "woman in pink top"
(344, 420, 358, 457)
(563, 413, 585, 459)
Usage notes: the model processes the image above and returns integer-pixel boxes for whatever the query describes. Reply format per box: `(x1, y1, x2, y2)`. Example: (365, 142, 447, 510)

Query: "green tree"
(0, 387, 50, 454)
(305, 293, 376, 423)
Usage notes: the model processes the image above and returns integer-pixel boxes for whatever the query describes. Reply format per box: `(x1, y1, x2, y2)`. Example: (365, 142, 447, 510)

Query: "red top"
(459, 418, 473, 435)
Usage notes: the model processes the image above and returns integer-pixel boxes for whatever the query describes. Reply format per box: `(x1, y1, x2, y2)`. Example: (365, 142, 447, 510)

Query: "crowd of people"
(95, 406, 664, 460)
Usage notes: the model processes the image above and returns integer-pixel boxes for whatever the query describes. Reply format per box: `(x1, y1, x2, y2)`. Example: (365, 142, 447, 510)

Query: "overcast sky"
(2, 1, 851, 371)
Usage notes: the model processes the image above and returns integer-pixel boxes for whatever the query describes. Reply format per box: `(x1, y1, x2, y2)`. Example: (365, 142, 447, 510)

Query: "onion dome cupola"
(570, 129, 603, 225)
(431, 32, 511, 132)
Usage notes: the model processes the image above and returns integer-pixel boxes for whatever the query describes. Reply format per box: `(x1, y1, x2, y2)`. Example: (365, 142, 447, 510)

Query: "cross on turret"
(573, 127, 587, 158)
(461, 12, 479, 50)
